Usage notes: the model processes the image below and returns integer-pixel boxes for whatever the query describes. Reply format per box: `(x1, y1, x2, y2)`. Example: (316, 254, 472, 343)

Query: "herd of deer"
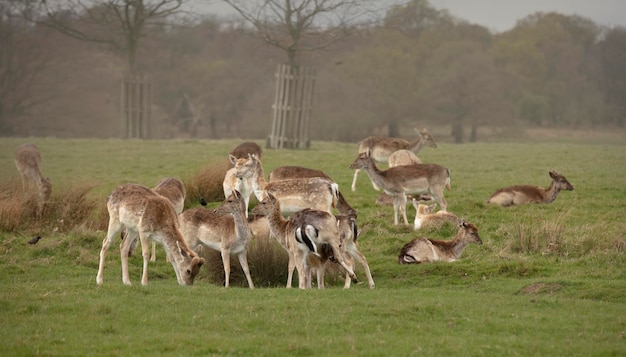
(14, 133, 574, 288)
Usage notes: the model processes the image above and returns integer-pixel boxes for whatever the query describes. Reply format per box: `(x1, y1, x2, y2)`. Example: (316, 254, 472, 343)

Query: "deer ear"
(458, 218, 466, 228)
(229, 155, 237, 165)
(177, 241, 189, 257)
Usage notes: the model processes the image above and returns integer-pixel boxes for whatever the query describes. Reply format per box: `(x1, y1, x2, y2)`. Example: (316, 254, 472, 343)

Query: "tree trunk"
(470, 124, 478, 142)
(452, 122, 464, 143)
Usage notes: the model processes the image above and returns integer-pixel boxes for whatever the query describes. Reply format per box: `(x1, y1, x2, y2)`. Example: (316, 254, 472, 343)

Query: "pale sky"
(196, 0, 626, 33)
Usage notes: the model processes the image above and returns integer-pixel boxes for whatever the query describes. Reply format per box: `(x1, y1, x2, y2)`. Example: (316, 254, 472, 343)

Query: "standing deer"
(15, 143, 52, 217)
(487, 170, 574, 207)
(412, 200, 459, 231)
(223, 155, 256, 216)
(398, 219, 482, 264)
(233, 154, 340, 216)
(268, 165, 357, 217)
(376, 150, 423, 206)
(96, 184, 204, 286)
(350, 152, 450, 225)
(178, 190, 255, 288)
(227, 141, 262, 168)
(124, 177, 186, 262)
(334, 214, 375, 289)
(251, 193, 358, 289)
(351, 128, 437, 192)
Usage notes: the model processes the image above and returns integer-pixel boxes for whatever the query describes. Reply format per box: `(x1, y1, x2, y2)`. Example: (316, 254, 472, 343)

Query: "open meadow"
(0, 136, 625, 356)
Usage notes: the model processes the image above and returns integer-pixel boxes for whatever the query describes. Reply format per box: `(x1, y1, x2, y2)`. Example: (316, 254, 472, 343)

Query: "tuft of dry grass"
(185, 160, 229, 207)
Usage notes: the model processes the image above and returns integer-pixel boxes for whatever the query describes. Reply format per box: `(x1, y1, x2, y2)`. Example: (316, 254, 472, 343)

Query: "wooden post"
(121, 73, 152, 139)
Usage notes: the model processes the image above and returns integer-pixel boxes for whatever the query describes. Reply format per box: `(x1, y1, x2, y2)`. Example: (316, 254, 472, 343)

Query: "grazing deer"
(233, 154, 340, 216)
(398, 219, 482, 264)
(268, 165, 358, 217)
(350, 152, 450, 225)
(487, 170, 575, 207)
(223, 155, 256, 217)
(351, 128, 437, 192)
(14, 143, 52, 216)
(227, 141, 262, 168)
(251, 193, 358, 289)
(124, 177, 186, 262)
(412, 200, 459, 231)
(96, 184, 204, 286)
(178, 190, 255, 288)
(334, 214, 375, 289)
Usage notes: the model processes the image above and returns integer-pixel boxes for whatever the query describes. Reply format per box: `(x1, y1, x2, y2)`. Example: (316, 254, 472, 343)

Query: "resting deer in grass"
(350, 152, 450, 225)
(412, 200, 459, 231)
(251, 193, 358, 289)
(234, 154, 340, 215)
(351, 128, 437, 192)
(398, 219, 482, 264)
(15, 143, 52, 217)
(487, 170, 574, 207)
(268, 165, 358, 217)
(96, 184, 204, 286)
(178, 190, 255, 288)
(124, 177, 186, 262)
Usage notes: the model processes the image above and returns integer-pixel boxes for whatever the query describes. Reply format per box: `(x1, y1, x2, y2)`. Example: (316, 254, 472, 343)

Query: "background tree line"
(1, 0, 625, 142)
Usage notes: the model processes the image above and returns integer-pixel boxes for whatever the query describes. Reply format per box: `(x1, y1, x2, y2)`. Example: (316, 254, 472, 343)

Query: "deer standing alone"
(487, 170, 574, 207)
(398, 219, 482, 264)
(251, 193, 358, 289)
(351, 128, 437, 192)
(15, 143, 52, 217)
(96, 184, 204, 286)
(178, 190, 255, 288)
(349, 152, 451, 225)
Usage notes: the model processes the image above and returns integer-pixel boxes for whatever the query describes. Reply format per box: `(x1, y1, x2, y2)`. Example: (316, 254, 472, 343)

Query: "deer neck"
(449, 232, 470, 259)
(361, 160, 389, 191)
(266, 204, 290, 247)
(543, 181, 561, 203)
(231, 208, 252, 243)
(407, 136, 423, 152)
(251, 164, 268, 199)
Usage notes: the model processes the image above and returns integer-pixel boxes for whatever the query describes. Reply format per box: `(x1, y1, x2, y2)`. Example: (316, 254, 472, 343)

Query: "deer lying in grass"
(178, 190, 255, 288)
(234, 154, 340, 215)
(251, 193, 358, 289)
(268, 165, 357, 217)
(124, 177, 186, 262)
(487, 170, 575, 207)
(351, 128, 437, 192)
(96, 184, 204, 286)
(412, 200, 459, 231)
(398, 219, 482, 264)
(350, 152, 450, 225)
(14, 143, 52, 217)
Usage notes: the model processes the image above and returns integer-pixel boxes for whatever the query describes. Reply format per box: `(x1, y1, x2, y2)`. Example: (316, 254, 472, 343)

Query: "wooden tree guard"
(121, 73, 152, 139)
(268, 64, 316, 149)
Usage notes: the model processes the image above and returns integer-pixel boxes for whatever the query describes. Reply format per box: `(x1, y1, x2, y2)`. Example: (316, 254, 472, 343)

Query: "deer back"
(388, 150, 421, 167)
(153, 177, 186, 214)
(178, 207, 237, 250)
(269, 165, 331, 182)
(264, 177, 338, 214)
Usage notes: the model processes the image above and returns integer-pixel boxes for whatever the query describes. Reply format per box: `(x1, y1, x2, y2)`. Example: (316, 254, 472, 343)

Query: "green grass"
(0, 137, 625, 356)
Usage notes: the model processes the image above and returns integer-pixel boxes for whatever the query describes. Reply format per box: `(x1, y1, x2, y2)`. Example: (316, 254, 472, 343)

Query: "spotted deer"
(178, 190, 255, 288)
(14, 143, 52, 217)
(487, 170, 574, 207)
(349, 152, 450, 225)
(233, 154, 340, 216)
(412, 200, 459, 231)
(351, 128, 437, 192)
(96, 184, 204, 286)
(398, 219, 482, 264)
(251, 193, 358, 289)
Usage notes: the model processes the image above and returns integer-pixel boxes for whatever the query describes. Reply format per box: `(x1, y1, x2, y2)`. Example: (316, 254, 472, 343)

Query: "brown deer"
(14, 143, 52, 217)
(376, 150, 424, 206)
(233, 154, 340, 215)
(398, 219, 482, 264)
(349, 152, 451, 225)
(487, 170, 574, 207)
(251, 193, 358, 289)
(96, 184, 204, 286)
(412, 200, 459, 231)
(178, 190, 255, 288)
(351, 128, 437, 192)
(124, 177, 186, 262)
(268, 165, 357, 217)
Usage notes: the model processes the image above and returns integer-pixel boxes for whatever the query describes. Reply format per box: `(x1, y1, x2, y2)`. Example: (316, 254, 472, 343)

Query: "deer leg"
(330, 243, 358, 283)
(349, 248, 375, 289)
(237, 251, 255, 289)
(399, 193, 409, 225)
(96, 218, 122, 285)
(286, 251, 296, 288)
(392, 195, 400, 225)
(120, 230, 137, 285)
(221, 249, 231, 288)
(139, 233, 150, 286)
(150, 241, 157, 262)
(351, 169, 360, 192)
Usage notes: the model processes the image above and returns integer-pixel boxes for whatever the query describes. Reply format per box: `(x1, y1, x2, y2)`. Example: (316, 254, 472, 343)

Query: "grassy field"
(0, 137, 625, 356)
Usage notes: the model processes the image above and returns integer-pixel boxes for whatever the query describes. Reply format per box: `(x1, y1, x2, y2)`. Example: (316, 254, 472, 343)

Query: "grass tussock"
(185, 160, 228, 207)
